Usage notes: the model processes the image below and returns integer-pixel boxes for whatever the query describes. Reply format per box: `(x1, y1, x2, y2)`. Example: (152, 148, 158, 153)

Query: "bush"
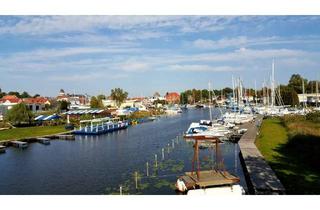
(306, 111, 320, 123)
(282, 114, 306, 125)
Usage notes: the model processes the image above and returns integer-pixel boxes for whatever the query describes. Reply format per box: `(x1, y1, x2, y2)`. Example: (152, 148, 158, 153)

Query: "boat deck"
(182, 170, 240, 189)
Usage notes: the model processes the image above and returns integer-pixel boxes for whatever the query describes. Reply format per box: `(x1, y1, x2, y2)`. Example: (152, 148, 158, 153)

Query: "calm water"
(0, 108, 246, 195)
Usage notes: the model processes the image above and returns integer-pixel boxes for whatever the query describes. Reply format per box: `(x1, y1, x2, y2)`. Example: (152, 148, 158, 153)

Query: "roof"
(166, 92, 180, 97)
(23, 97, 50, 104)
(0, 95, 22, 104)
(63, 109, 104, 115)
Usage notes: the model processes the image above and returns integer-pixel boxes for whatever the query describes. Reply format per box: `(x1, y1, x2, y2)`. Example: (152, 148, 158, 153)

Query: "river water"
(0, 108, 246, 195)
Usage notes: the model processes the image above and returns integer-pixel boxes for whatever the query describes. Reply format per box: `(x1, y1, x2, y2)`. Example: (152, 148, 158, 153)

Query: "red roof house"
(165, 92, 180, 104)
(0, 95, 22, 104)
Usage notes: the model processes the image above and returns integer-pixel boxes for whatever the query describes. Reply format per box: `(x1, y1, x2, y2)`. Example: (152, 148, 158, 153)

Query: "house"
(23, 97, 51, 112)
(56, 89, 69, 102)
(0, 95, 23, 119)
(165, 92, 180, 104)
(0, 95, 22, 110)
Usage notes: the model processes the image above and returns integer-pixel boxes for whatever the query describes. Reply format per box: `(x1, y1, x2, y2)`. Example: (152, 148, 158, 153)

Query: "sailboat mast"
(316, 79, 319, 107)
(255, 80, 257, 106)
(271, 59, 275, 107)
(208, 82, 213, 123)
(232, 76, 235, 104)
(302, 79, 306, 108)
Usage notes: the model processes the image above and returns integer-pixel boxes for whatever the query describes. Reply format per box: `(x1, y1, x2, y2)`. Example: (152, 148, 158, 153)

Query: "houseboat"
(73, 117, 128, 135)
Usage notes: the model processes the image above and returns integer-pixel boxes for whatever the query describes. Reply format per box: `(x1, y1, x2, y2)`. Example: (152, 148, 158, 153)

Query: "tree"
(33, 94, 40, 98)
(8, 91, 21, 98)
(110, 88, 128, 108)
(59, 100, 70, 111)
(5, 103, 34, 126)
(90, 96, 104, 108)
(0, 88, 5, 98)
(279, 85, 299, 106)
(20, 91, 31, 98)
(288, 74, 308, 94)
(97, 94, 106, 101)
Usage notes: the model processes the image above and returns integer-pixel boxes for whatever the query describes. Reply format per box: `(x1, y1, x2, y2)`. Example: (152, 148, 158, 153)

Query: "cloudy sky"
(0, 16, 320, 97)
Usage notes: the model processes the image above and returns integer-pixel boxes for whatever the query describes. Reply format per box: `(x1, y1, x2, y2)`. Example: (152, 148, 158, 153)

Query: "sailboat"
(184, 82, 232, 139)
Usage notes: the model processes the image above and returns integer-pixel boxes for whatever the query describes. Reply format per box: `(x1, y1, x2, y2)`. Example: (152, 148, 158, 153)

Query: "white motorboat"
(187, 184, 245, 195)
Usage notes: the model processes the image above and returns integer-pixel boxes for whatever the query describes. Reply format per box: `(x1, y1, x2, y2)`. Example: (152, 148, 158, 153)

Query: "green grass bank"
(255, 116, 320, 194)
(0, 125, 66, 142)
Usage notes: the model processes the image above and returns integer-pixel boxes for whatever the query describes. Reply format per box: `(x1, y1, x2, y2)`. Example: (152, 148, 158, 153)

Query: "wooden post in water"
(155, 154, 158, 168)
(120, 185, 122, 195)
(135, 171, 138, 189)
(146, 162, 149, 177)
(167, 144, 170, 153)
(162, 148, 165, 160)
(172, 139, 175, 149)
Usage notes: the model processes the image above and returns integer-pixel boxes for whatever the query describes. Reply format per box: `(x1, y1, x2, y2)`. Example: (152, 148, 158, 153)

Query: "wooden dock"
(184, 170, 240, 188)
(238, 115, 286, 195)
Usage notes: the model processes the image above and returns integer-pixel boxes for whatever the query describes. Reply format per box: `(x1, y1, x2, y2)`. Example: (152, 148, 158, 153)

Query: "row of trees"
(90, 88, 128, 108)
(179, 74, 319, 106)
(0, 88, 40, 98)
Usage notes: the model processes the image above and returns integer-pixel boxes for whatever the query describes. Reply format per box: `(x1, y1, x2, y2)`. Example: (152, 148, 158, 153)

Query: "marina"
(0, 108, 247, 195)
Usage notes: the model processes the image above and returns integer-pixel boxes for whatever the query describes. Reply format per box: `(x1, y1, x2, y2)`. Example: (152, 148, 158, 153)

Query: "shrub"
(282, 114, 305, 125)
(306, 111, 320, 123)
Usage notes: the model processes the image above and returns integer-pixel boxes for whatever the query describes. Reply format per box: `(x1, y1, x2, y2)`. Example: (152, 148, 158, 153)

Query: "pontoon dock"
(37, 138, 50, 145)
(11, 141, 28, 148)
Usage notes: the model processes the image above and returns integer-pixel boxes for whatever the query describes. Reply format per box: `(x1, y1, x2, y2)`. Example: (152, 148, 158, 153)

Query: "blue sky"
(0, 16, 320, 97)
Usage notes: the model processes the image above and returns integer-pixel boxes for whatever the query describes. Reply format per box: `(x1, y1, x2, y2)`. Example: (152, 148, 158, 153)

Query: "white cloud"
(118, 60, 150, 72)
(169, 64, 242, 72)
(0, 16, 235, 36)
(193, 36, 320, 50)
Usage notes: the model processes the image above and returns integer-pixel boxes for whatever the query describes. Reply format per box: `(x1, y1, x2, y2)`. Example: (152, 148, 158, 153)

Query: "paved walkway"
(238, 115, 286, 195)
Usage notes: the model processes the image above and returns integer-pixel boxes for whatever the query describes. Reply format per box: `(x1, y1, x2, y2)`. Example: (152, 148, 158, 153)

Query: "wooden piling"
(120, 185, 122, 195)
(155, 154, 158, 168)
(172, 139, 175, 149)
(162, 148, 164, 160)
(146, 162, 149, 177)
(135, 171, 138, 189)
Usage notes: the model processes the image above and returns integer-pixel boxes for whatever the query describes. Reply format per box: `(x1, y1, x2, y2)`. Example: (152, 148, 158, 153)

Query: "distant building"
(23, 97, 51, 112)
(0, 95, 22, 110)
(298, 93, 320, 104)
(165, 92, 180, 104)
(0, 95, 21, 118)
(56, 89, 90, 109)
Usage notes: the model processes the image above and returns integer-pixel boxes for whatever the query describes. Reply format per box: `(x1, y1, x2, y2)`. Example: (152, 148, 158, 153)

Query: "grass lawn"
(256, 117, 320, 194)
(0, 125, 67, 142)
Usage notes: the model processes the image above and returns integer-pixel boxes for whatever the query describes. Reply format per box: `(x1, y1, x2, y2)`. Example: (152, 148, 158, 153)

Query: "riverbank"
(255, 117, 320, 194)
(0, 125, 66, 142)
